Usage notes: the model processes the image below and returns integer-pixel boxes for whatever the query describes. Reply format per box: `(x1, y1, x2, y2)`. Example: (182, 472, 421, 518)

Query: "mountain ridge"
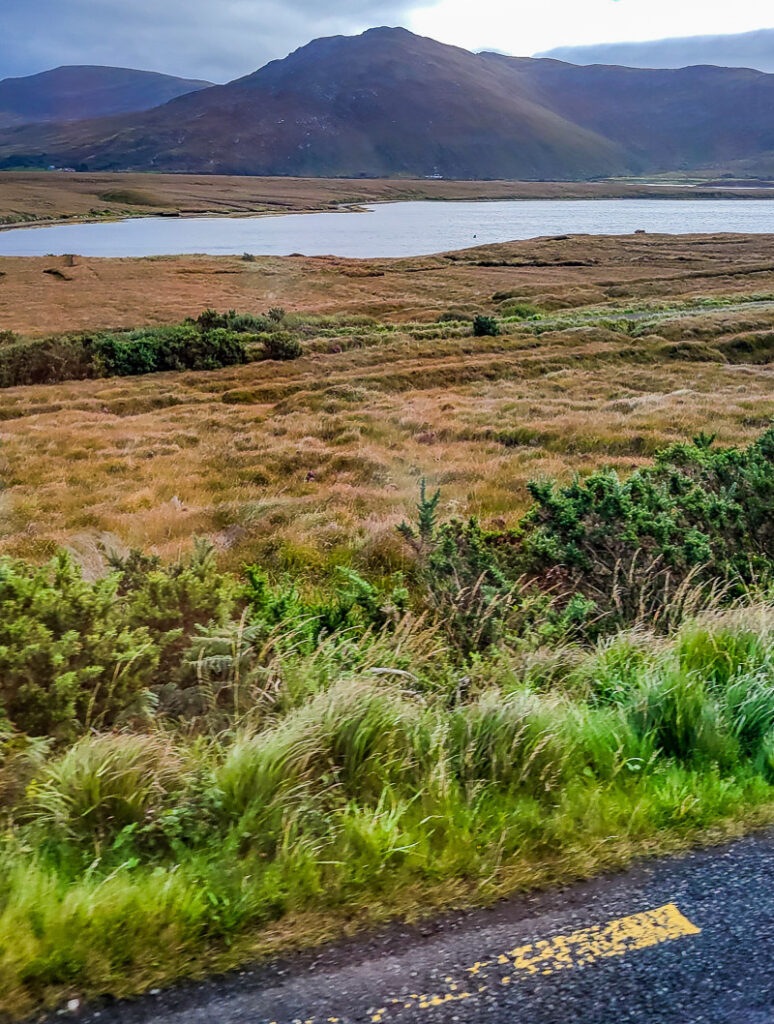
(0, 65, 213, 130)
(1, 27, 773, 180)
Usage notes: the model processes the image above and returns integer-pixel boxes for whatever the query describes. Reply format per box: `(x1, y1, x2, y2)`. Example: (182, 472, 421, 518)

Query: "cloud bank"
(0, 0, 423, 81)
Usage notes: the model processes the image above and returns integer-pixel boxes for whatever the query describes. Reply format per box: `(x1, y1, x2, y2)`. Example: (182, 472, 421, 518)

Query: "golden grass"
(3, 171, 771, 227)
(4, 232, 774, 336)
(0, 332, 771, 574)
(0, 233, 772, 571)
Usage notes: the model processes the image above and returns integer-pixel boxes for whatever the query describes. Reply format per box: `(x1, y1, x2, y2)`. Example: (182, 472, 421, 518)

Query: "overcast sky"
(1, 0, 773, 82)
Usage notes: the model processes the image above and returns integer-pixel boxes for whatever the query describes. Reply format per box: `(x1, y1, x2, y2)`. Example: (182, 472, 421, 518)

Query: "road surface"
(76, 829, 774, 1024)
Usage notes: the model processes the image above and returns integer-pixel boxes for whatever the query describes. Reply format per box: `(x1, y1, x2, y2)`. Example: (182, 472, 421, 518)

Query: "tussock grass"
(3, 607, 774, 1016)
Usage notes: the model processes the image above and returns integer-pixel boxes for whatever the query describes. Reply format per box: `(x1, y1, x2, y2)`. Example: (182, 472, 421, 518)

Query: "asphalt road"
(76, 829, 774, 1024)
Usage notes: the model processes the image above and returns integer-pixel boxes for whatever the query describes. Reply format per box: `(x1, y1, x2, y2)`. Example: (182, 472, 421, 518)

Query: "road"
(78, 829, 774, 1024)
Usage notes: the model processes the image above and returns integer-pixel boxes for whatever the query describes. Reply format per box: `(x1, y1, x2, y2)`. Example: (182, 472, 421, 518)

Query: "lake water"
(2, 199, 774, 259)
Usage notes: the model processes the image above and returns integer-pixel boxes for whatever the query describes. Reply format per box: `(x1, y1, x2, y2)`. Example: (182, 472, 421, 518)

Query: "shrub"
(0, 336, 92, 387)
(261, 332, 303, 361)
(92, 325, 248, 376)
(240, 564, 408, 649)
(193, 309, 268, 334)
(108, 540, 237, 679)
(0, 314, 256, 389)
(519, 427, 774, 623)
(473, 315, 500, 337)
(0, 553, 158, 739)
(398, 482, 515, 653)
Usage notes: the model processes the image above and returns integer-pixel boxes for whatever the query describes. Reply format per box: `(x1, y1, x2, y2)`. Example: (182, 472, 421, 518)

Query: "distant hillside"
(0, 66, 213, 129)
(539, 28, 774, 74)
(1, 28, 773, 179)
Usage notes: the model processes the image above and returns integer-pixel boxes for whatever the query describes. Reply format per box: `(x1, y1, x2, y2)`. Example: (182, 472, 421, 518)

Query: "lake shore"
(3, 171, 774, 231)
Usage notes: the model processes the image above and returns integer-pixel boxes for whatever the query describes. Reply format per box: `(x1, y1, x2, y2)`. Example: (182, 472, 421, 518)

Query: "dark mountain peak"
(0, 65, 213, 127)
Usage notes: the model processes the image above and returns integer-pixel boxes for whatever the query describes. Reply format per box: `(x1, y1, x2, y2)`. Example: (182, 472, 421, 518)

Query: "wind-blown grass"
(3, 605, 774, 1016)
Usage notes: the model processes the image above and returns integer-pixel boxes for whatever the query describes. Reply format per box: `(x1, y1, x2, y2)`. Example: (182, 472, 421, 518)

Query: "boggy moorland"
(1, 231, 774, 1017)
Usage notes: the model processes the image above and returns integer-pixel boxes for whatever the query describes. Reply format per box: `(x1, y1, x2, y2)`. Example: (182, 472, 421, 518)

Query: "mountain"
(0, 65, 213, 129)
(539, 28, 774, 74)
(1, 28, 773, 180)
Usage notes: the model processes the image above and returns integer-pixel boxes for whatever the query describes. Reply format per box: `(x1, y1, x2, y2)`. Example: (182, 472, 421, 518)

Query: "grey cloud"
(0, 0, 422, 82)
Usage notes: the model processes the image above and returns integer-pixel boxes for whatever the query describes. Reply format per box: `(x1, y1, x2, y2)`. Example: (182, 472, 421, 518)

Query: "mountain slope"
(482, 54, 774, 173)
(539, 28, 774, 74)
(0, 65, 213, 129)
(1, 28, 773, 179)
(0, 30, 625, 179)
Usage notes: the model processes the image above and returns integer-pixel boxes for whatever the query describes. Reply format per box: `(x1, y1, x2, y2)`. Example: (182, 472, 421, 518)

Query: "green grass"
(3, 606, 774, 1016)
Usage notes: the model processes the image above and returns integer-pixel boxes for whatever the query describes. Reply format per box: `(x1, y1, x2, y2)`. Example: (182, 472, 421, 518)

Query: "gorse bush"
(399, 481, 515, 653)
(91, 325, 249, 375)
(519, 427, 774, 620)
(0, 335, 93, 387)
(0, 542, 415, 738)
(397, 428, 774, 648)
(192, 308, 284, 334)
(473, 314, 501, 337)
(0, 553, 158, 740)
(0, 308, 302, 388)
(261, 331, 303, 361)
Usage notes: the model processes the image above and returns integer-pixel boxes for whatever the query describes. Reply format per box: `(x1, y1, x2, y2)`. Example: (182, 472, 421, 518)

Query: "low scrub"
(400, 427, 774, 648)
(0, 308, 303, 388)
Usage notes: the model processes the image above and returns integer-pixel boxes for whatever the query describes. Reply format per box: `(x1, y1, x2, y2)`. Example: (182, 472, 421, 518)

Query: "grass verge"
(4, 604, 774, 1017)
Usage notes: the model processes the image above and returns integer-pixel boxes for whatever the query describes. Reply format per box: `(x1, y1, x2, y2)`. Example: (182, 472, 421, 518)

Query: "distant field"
(2, 171, 774, 227)
(0, 232, 773, 572)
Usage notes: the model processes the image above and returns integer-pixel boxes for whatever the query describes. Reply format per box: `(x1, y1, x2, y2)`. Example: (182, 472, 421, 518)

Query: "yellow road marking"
(506, 903, 700, 978)
(271, 903, 700, 1023)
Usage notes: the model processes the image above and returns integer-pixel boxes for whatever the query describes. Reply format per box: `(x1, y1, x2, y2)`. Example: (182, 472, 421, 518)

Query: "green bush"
(108, 540, 237, 680)
(193, 309, 271, 334)
(0, 553, 157, 739)
(261, 332, 303, 361)
(398, 482, 515, 653)
(519, 427, 774, 623)
(92, 325, 248, 376)
(473, 315, 501, 337)
(0, 314, 257, 389)
(0, 336, 92, 387)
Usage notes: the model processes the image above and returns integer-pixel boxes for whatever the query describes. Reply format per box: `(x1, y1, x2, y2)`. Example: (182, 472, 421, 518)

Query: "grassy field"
(1, 232, 774, 1017)
(2, 171, 774, 227)
(0, 234, 773, 571)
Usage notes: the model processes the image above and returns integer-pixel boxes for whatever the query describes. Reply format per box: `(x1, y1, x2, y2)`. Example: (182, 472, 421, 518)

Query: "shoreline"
(3, 173, 774, 235)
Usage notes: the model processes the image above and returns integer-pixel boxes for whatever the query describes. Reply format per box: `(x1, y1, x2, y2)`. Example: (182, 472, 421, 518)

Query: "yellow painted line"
(274, 903, 699, 1023)
(504, 903, 700, 979)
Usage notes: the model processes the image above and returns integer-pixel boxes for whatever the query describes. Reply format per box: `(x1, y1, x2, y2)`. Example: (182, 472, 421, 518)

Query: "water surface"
(1, 199, 774, 258)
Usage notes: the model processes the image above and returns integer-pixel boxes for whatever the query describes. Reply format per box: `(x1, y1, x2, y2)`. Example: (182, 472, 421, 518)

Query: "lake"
(2, 198, 774, 259)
